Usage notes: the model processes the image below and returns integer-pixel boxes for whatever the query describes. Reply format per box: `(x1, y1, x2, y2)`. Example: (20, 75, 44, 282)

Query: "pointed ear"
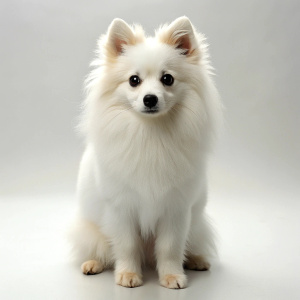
(106, 18, 136, 56)
(157, 16, 199, 59)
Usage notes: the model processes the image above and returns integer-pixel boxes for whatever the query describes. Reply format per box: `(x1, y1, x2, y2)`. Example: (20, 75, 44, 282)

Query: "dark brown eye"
(161, 74, 174, 86)
(129, 75, 141, 87)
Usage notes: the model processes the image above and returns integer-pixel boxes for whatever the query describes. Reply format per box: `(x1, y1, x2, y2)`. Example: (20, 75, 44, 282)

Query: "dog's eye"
(161, 74, 174, 86)
(129, 75, 141, 87)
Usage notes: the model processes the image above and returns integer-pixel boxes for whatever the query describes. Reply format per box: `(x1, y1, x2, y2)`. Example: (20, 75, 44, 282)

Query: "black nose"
(143, 94, 158, 108)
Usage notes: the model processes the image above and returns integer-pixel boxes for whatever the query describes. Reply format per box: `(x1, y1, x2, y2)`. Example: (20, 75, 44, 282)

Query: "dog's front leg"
(155, 205, 191, 289)
(109, 211, 143, 288)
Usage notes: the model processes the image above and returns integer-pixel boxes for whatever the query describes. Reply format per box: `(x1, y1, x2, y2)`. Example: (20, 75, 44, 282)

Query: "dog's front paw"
(81, 260, 103, 275)
(160, 273, 187, 289)
(184, 255, 211, 271)
(115, 272, 143, 288)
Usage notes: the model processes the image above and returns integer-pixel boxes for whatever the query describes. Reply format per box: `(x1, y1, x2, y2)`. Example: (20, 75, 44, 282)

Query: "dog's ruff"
(68, 16, 221, 289)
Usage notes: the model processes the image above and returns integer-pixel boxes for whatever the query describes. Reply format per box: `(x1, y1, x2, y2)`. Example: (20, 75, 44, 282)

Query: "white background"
(1, 1, 300, 299)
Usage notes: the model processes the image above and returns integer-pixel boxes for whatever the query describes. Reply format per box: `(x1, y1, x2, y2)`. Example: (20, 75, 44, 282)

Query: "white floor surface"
(1, 181, 299, 300)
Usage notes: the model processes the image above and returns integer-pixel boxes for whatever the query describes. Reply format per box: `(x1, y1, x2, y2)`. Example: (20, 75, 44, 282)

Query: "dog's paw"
(81, 260, 104, 275)
(184, 255, 211, 271)
(115, 272, 143, 288)
(160, 274, 187, 289)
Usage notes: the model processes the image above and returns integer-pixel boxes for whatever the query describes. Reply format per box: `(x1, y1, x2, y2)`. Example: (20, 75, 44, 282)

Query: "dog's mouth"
(142, 108, 159, 114)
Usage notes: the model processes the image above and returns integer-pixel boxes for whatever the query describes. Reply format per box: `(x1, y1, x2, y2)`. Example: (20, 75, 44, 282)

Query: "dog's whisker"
(108, 106, 134, 123)
(172, 103, 199, 119)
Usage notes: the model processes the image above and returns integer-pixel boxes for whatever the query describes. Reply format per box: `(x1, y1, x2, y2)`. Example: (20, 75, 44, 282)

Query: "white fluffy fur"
(68, 17, 222, 289)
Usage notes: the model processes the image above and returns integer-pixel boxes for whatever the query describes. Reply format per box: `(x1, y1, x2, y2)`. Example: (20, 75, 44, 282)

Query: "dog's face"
(102, 17, 202, 117)
(117, 41, 183, 116)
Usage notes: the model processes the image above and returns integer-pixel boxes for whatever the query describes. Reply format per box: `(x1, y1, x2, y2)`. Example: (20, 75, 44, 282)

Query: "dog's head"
(96, 17, 206, 117)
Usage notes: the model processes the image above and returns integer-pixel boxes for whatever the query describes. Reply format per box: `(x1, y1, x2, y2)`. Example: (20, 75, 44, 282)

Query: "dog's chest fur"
(93, 108, 203, 198)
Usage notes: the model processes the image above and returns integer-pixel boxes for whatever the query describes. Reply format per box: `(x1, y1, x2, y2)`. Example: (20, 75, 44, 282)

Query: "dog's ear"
(106, 18, 136, 57)
(157, 16, 200, 60)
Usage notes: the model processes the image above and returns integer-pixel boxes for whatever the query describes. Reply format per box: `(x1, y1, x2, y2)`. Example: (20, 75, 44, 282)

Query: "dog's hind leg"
(185, 200, 216, 271)
(68, 218, 113, 274)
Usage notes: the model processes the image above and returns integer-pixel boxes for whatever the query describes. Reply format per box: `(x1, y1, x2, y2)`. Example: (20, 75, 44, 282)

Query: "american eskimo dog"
(69, 16, 221, 289)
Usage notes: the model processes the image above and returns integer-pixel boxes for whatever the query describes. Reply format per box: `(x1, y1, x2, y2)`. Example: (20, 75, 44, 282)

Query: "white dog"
(69, 16, 221, 289)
